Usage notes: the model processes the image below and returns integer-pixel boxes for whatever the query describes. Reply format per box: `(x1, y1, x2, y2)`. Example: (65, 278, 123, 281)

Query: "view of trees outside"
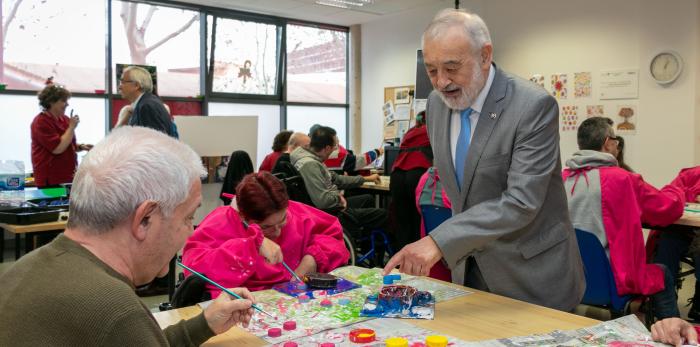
(286, 24, 346, 104)
(0, 0, 105, 91)
(210, 17, 278, 95)
(112, 1, 200, 97)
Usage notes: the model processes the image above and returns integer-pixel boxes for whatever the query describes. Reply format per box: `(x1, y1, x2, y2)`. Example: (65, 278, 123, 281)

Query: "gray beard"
(437, 66, 484, 111)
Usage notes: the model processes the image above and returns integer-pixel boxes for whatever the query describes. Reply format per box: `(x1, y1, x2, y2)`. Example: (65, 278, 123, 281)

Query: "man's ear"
(131, 200, 159, 241)
(480, 44, 493, 68)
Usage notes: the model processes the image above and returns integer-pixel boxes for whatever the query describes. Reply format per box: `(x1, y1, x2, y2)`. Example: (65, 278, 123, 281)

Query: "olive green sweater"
(0, 234, 214, 346)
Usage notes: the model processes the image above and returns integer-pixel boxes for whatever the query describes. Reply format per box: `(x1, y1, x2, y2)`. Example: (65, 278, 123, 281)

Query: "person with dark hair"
(390, 110, 433, 249)
(31, 83, 93, 187)
(563, 116, 686, 320)
(308, 124, 383, 175)
(182, 172, 348, 295)
(219, 150, 254, 205)
(259, 130, 293, 172)
(291, 125, 387, 234)
(616, 136, 634, 172)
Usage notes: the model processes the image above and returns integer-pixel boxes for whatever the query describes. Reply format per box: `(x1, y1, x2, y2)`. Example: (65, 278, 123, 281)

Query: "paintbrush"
(176, 261, 277, 320)
(281, 261, 304, 283)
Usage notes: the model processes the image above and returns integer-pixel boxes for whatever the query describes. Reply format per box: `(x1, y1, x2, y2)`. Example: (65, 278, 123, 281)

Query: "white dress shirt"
(450, 64, 496, 169)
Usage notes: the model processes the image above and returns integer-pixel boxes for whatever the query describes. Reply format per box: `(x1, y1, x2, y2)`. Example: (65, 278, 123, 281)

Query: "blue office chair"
(421, 205, 452, 234)
(575, 228, 653, 326)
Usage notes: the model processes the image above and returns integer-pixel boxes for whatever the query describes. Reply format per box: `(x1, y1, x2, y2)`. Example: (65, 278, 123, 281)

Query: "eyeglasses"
(258, 212, 287, 230)
(119, 79, 136, 85)
(608, 135, 620, 142)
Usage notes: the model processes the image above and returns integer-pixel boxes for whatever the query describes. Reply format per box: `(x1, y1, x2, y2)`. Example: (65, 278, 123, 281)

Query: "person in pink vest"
(652, 165, 700, 319)
(182, 172, 349, 296)
(563, 117, 685, 320)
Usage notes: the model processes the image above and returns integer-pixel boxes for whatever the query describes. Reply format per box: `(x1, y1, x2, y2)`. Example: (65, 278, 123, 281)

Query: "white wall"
(361, 0, 699, 186)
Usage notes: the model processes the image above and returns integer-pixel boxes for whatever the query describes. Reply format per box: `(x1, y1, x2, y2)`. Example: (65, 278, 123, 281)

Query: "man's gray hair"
(422, 8, 492, 54)
(123, 66, 154, 93)
(67, 126, 205, 234)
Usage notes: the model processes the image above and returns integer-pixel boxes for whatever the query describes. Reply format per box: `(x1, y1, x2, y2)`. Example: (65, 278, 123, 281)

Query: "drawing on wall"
(616, 105, 637, 135)
(551, 73, 568, 99)
(529, 74, 545, 89)
(586, 105, 604, 118)
(574, 72, 592, 98)
(394, 87, 411, 104)
(560, 105, 578, 132)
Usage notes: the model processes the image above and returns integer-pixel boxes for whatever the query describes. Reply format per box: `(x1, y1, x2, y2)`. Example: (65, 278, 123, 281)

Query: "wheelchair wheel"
(343, 231, 357, 266)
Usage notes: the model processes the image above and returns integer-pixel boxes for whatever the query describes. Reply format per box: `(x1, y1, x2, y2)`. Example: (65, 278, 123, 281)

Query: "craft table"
(154, 275, 598, 346)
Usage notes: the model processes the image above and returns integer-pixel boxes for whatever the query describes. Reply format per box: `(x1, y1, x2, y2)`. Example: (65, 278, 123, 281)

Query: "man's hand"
(294, 254, 317, 277)
(651, 317, 698, 347)
(339, 195, 348, 210)
(382, 236, 443, 276)
(364, 174, 381, 184)
(259, 237, 283, 264)
(204, 288, 255, 334)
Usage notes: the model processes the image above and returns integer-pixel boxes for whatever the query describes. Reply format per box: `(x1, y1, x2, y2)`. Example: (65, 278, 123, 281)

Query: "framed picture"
(394, 87, 411, 104)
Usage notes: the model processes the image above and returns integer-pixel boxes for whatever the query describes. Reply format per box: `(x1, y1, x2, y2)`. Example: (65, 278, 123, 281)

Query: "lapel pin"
(489, 112, 497, 119)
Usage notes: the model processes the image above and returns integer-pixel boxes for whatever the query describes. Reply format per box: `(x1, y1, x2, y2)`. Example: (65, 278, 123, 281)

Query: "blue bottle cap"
(383, 276, 394, 285)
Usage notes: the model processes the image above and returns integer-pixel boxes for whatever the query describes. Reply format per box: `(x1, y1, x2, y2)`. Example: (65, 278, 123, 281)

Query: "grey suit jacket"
(426, 65, 585, 311)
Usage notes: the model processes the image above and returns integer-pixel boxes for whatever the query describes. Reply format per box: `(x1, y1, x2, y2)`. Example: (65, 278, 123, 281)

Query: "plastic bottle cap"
(283, 342, 298, 347)
(426, 335, 448, 347)
(349, 328, 376, 343)
(383, 276, 394, 285)
(320, 343, 335, 347)
(283, 321, 297, 330)
(267, 327, 282, 337)
(385, 337, 409, 347)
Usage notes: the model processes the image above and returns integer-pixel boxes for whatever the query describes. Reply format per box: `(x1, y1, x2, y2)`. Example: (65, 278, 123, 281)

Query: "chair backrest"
(421, 205, 452, 234)
(575, 228, 630, 312)
(170, 274, 211, 309)
(271, 159, 315, 207)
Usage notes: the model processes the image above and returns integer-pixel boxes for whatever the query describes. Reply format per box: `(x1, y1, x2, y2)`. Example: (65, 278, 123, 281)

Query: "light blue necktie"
(455, 108, 473, 189)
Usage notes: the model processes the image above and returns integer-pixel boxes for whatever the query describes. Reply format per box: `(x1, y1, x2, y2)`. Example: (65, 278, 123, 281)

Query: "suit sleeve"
(431, 94, 562, 268)
(134, 100, 173, 136)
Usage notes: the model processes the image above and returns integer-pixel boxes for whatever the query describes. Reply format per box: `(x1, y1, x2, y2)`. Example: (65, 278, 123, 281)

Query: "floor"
(0, 237, 696, 320)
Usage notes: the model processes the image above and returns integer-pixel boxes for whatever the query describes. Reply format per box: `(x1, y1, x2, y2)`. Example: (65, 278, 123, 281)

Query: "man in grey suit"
(383, 9, 585, 312)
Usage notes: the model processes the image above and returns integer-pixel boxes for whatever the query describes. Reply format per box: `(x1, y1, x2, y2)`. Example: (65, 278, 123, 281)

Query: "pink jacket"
(563, 150, 685, 296)
(182, 200, 349, 295)
(669, 166, 700, 202)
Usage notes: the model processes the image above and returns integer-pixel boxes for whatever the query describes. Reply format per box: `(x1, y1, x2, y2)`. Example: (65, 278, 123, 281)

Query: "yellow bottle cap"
(385, 337, 409, 347)
(426, 335, 448, 347)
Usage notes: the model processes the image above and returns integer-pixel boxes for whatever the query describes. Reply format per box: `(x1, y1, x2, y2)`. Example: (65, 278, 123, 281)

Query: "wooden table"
(675, 204, 700, 228)
(154, 281, 598, 346)
(0, 220, 67, 261)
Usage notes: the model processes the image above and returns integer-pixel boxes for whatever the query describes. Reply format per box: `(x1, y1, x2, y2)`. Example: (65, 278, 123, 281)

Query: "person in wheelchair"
(182, 172, 349, 296)
(563, 117, 686, 320)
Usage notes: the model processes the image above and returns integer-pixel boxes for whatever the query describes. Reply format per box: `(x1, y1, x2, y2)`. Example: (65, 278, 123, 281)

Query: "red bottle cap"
(349, 328, 376, 343)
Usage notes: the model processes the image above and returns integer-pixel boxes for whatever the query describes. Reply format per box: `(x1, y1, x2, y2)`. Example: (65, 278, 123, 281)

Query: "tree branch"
(144, 14, 197, 55)
(140, 6, 156, 32)
(3, 0, 23, 38)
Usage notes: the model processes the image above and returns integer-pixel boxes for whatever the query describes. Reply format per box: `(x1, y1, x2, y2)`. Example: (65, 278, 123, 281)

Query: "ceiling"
(177, 0, 446, 26)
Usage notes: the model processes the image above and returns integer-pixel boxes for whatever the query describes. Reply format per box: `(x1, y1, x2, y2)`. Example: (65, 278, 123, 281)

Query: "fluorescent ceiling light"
(315, 0, 373, 9)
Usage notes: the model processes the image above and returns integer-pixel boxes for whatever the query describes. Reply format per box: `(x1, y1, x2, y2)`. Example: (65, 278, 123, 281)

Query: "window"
(111, 1, 200, 97)
(0, 0, 106, 92)
(210, 17, 280, 96)
(208, 103, 280, 166)
(286, 106, 346, 146)
(286, 24, 347, 104)
(0, 95, 106, 173)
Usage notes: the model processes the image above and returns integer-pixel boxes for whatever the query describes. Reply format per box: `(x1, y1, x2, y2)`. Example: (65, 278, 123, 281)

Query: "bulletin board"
(383, 85, 415, 143)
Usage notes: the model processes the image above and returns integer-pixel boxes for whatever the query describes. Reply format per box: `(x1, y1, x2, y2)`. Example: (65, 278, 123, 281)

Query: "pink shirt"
(182, 201, 349, 296)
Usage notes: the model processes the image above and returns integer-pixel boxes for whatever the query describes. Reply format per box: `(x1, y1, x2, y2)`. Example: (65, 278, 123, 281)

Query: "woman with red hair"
(182, 172, 349, 296)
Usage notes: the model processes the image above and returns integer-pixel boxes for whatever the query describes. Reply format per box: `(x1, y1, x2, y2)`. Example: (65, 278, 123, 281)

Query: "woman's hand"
(259, 237, 283, 264)
(294, 255, 317, 277)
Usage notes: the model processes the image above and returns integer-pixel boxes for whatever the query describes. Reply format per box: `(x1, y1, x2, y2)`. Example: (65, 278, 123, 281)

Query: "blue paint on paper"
(272, 277, 361, 299)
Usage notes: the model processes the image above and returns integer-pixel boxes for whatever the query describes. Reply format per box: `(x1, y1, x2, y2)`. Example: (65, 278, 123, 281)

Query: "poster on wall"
(383, 101, 395, 125)
(574, 72, 592, 98)
(560, 105, 579, 132)
(615, 105, 637, 135)
(550, 73, 568, 99)
(599, 69, 639, 100)
(529, 74, 545, 89)
(395, 104, 411, 121)
(394, 87, 411, 104)
(586, 105, 605, 118)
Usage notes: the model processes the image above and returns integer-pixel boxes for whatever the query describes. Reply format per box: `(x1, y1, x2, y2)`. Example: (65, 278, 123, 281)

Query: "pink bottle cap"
(283, 321, 297, 330)
(268, 327, 282, 337)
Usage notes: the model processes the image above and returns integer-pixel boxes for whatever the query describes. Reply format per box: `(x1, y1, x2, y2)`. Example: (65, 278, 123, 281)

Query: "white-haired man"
(119, 66, 175, 137)
(383, 8, 585, 312)
(0, 127, 255, 346)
